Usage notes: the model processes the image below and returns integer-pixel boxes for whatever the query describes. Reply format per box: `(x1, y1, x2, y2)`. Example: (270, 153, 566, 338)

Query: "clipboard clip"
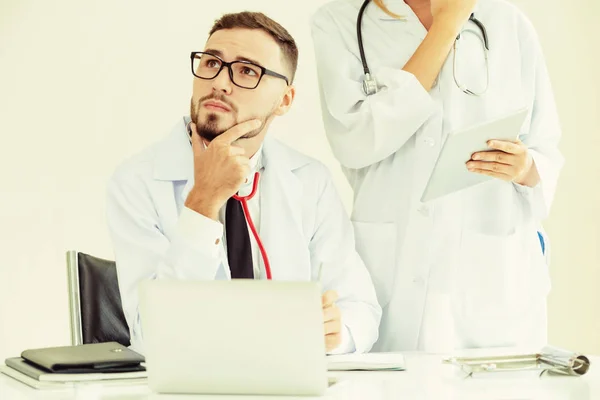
(442, 346, 591, 378)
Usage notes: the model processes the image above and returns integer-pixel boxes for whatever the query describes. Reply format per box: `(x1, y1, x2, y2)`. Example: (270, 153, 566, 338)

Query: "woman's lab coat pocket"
(351, 221, 397, 308)
(455, 229, 534, 320)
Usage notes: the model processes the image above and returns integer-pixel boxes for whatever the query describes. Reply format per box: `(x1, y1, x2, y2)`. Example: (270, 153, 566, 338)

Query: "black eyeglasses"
(190, 51, 289, 89)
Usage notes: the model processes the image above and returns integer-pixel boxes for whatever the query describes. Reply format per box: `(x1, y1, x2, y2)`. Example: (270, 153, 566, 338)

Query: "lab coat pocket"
(455, 229, 544, 320)
(351, 221, 397, 308)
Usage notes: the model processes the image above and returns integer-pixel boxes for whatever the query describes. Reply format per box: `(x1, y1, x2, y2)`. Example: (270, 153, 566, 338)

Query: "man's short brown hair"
(209, 12, 299, 84)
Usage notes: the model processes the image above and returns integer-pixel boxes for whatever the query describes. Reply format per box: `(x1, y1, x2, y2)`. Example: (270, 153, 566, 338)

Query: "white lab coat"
(311, 0, 563, 351)
(106, 118, 382, 354)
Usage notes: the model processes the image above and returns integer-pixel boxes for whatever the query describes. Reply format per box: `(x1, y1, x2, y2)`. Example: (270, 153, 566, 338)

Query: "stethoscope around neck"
(232, 171, 273, 280)
(357, 0, 490, 96)
(186, 121, 273, 280)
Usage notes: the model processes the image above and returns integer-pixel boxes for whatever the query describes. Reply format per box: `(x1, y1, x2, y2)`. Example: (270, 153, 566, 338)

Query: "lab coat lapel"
(153, 117, 194, 225)
(367, 0, 425, 41)
(259, 139, 311, 281)
(154, 117, 193, 183)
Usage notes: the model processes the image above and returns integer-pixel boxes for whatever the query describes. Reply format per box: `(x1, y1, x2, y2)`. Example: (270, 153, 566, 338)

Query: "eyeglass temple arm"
(263, 69, 290, 86)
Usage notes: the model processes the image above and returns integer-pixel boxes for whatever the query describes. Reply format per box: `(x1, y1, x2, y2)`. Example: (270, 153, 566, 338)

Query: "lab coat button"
(418, 205, 430, 216)
(412, 277, 425, 285)
(424, 137, 435, 147)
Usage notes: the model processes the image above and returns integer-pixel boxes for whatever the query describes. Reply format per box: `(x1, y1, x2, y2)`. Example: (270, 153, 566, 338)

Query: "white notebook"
(4, 357, 147, 383)
(0, 365, 147, 390)
(327, 353, 405, 371)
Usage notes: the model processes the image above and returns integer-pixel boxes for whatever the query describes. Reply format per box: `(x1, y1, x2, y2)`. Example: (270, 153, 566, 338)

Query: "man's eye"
(241, 67, 258, 76)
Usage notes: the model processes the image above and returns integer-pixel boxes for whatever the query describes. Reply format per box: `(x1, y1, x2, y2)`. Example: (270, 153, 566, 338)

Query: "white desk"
(1, 353, 598, 400)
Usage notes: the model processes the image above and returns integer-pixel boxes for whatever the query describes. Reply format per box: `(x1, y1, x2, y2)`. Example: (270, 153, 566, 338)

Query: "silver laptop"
(138, 279, 328, 396)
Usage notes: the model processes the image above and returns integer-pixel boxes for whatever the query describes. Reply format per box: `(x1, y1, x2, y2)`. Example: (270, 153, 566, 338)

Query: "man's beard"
(190, 95, 276, 142)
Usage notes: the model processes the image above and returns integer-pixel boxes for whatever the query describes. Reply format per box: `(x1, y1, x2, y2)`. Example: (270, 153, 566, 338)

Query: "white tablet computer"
(421, 108, 529, 202)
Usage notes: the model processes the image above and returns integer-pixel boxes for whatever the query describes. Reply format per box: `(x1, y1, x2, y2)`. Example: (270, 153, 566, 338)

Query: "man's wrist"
(184, 191, 221, 221)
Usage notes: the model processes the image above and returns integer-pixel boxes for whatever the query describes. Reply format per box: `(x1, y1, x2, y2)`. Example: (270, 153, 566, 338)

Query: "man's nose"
(211, 66, 233, 95)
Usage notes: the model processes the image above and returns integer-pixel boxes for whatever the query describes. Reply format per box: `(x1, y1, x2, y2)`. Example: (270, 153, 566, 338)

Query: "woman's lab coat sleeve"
(309, 164, 382, 353)
(514, 26, 564, 220)
(106, 165, 224, 353)
(310, 11, 436, 169)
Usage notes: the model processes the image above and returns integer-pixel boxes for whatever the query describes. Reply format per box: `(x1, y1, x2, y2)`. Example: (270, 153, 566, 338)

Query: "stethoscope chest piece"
(362, 73, 378, 95)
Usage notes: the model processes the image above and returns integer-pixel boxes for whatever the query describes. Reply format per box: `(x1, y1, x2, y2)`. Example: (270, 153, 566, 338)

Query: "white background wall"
(0, 0, 598, 360)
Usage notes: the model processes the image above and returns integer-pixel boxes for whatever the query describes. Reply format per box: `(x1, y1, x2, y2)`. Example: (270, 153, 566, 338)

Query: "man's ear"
(274, 85, 296, 116)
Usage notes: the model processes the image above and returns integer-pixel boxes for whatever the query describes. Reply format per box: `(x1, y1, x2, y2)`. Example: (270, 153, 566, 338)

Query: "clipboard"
(421, 108, 529, 202)
(442, 346, 591, 377)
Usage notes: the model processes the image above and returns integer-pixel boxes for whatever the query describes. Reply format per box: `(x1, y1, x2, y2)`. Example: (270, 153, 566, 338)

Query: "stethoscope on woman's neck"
(186, 120, 273, 280)
(357, 0, 490, 96)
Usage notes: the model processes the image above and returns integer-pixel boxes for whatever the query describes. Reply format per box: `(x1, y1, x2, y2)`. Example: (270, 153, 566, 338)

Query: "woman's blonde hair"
(372, 0, 404, 19)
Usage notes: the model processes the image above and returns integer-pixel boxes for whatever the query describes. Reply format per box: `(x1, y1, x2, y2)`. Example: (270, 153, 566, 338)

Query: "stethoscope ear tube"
(357, 0, 379, 95)
(357, 0, 372, 75)
(468, 13, 489, 50)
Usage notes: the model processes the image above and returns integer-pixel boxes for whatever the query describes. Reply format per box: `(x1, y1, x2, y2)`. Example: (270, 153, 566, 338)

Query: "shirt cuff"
(376, 66, 434, 109)
(513, 180, 535, 194)
(327, 324, 356, 355)
(512, 180, 544, 208)
(175, 206, 223, 258)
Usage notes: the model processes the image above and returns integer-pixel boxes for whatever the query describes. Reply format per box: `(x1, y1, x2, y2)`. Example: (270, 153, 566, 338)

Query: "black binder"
(20, 342, 145, 373)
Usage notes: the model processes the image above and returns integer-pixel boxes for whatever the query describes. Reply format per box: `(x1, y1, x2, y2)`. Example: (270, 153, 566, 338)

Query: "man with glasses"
(106, 11, 381, 355)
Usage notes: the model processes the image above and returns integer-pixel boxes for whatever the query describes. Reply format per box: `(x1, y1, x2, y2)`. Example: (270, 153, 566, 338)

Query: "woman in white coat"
(310, 0, 563, 352)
